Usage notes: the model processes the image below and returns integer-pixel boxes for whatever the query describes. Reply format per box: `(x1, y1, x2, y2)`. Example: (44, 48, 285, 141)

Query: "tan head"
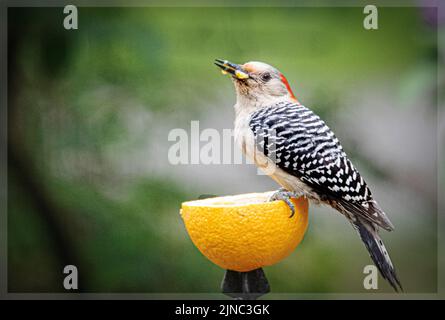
(215, 59, 299, 107)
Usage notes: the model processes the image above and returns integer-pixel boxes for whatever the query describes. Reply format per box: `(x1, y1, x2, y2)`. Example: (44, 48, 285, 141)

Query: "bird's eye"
(261, 73, 271, 82)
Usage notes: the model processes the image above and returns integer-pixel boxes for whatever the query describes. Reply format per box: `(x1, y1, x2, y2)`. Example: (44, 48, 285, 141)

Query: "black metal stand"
(221, 268, 270, 300)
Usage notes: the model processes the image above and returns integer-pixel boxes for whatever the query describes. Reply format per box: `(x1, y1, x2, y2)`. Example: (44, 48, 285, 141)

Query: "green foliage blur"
(8, 5, 438, 295)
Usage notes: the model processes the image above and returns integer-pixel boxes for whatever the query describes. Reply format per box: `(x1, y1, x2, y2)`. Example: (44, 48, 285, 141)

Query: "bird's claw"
(269, 188, 300, 218)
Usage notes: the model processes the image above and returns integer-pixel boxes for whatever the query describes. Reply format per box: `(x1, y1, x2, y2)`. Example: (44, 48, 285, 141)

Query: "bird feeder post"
(181, 192, 308, 299)
(221, 268, 270, 300)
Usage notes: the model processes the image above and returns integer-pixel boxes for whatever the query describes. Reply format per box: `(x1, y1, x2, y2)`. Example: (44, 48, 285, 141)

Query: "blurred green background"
(7, 5, 440, 294)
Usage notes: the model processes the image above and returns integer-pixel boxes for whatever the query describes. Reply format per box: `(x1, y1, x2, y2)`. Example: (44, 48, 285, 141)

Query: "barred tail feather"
(353, 218, 402, 292)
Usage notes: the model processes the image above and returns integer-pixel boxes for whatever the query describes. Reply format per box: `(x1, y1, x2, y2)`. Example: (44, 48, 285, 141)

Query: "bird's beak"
(214, 59, 249, 80)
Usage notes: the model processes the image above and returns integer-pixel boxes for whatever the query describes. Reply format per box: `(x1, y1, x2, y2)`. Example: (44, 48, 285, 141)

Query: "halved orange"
(181, 191, 309, 272)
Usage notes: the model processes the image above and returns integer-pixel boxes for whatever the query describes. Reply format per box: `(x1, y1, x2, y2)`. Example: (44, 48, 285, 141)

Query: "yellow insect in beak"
(234, 70, 249, 80)
(215, 59, 250, 80)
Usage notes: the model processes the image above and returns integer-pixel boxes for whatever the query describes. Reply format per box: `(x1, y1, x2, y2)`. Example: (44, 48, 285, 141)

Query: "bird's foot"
(269, 188, 302, 218)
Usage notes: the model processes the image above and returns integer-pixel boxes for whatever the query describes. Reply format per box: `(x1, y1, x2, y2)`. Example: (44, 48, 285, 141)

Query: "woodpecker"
(214, 59, 402, 292)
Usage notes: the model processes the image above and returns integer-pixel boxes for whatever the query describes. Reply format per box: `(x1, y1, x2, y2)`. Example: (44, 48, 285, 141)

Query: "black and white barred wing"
(249, 101, 394, 231)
